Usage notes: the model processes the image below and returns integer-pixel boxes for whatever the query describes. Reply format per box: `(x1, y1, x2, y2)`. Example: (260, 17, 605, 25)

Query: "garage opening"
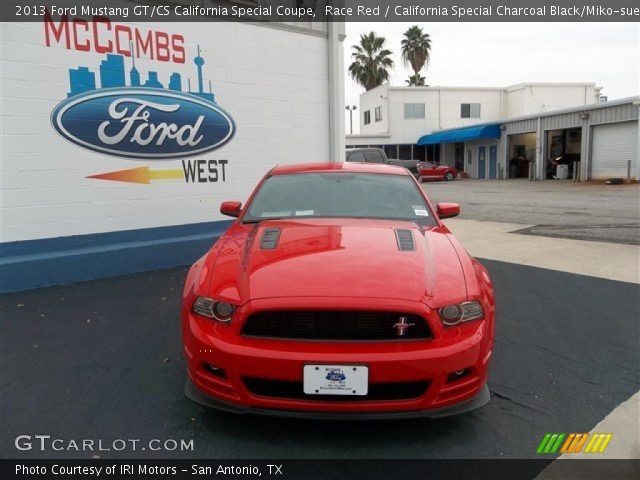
(545, 128, 582, 180)
(591, 121, 638, 181)
(507, 133, 536, 178)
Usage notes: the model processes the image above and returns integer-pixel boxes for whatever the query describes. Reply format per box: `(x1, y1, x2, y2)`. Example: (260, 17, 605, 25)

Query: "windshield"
(244, 172, 436, 226)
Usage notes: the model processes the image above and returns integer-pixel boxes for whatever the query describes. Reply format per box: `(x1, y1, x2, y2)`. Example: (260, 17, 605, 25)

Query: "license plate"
(303, 365, 368, 396)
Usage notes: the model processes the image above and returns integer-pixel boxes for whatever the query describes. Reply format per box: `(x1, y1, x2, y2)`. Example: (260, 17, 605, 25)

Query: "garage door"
(591, 121, 638, 180)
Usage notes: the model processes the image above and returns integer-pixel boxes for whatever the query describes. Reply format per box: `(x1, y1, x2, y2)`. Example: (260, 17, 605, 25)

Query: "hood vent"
(395, 229, 415, 251)
(260, 228, 282, 250)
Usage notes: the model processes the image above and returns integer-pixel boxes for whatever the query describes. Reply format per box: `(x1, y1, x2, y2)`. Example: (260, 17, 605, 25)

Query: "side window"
(364, 150, 384, 163)
(347, 151, 365, 162)
(375, 106, 382, 122)
(363, 111, 371, 125)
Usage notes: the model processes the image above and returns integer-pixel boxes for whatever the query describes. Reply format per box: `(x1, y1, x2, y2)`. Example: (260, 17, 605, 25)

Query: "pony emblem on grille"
(393, 316, 415, 336)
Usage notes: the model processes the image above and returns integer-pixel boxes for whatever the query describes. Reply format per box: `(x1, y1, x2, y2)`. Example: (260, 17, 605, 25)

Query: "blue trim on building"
(417, 123, 502, 146)
(0, 220, 233, 293)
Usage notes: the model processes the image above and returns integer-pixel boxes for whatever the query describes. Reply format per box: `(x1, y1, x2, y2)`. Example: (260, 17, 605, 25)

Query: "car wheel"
(445, 172, 455, 181)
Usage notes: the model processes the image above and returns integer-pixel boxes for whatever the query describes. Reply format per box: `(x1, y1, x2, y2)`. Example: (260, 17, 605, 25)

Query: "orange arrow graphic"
(87, 166, 184, 184)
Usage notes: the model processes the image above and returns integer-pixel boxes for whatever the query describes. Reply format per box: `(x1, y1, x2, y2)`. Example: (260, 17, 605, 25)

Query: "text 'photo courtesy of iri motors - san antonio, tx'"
(46, 13, 235, 185)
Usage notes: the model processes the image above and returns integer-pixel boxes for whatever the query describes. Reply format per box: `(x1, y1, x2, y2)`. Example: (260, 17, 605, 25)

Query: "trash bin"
(556, 164, 569, 180)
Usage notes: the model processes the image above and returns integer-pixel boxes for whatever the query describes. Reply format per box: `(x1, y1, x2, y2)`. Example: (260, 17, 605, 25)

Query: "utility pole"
(345, 105, 357, 135)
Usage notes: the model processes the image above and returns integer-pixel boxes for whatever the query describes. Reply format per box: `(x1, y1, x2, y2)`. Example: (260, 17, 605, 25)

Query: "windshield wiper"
(243, 217, 286, 224)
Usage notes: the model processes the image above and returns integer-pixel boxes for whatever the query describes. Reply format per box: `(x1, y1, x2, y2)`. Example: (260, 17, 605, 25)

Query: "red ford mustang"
(182, 162, 494, 418)
(418, 162, 458, 182)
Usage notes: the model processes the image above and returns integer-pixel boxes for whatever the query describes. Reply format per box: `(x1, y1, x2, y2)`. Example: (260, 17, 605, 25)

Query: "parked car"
(183, 162, 495, 418)
(418, 162, 458, 182)
(345, 147, 420, 177)
(546, 153, 580, 179)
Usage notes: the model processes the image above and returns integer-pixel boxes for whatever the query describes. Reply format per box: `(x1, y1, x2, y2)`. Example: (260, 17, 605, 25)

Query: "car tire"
(445, 172, 455, 181)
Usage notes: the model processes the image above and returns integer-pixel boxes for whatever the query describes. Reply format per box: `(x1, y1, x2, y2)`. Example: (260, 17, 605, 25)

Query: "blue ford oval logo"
(51, 87, 235, 159)
(326, 369, 346, 382)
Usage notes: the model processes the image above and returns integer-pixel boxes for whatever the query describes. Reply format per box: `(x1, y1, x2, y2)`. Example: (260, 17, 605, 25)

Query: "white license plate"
(303, 365, 368, 396)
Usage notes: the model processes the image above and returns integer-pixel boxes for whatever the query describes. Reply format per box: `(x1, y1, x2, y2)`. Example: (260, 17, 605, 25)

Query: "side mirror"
(220, 201, 242, 218)
(436, 202, 460, 219)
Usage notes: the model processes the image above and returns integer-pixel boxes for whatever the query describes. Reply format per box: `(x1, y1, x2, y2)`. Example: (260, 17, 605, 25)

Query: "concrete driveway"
(423, 179, 640, 245)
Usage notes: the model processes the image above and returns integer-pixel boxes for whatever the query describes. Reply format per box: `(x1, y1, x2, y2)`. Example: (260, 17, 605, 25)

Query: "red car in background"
(182, 162, 494, 418)
(419, 162, 458, 182)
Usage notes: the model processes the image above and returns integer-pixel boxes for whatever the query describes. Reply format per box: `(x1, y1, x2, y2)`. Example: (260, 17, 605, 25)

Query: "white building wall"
(505, 88, 526, 119)
(386, 89, 440, 144)
(439, 89, 503, 130)
(506, 84, 599, 117)
(358, 84, 389, 135)
(1, 21, 334, 243)
(350, 82, 600, 147)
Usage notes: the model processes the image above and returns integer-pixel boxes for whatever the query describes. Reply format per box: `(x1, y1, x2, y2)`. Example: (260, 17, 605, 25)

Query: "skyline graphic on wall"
(67, 46, 216, 103)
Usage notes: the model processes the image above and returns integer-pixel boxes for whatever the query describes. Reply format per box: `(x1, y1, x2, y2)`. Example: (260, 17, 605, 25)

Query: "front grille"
(241, 310, 431, 341)
(244, 377, 429, 401)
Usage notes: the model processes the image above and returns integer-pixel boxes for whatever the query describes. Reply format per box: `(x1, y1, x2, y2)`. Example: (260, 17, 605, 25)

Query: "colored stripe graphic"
(88, 167, 184, 184)
(573, 433, 589, 453)
(585, 433, 613, 453)
(537, 433, 565, 454)
(537, 434, 552, 453)
(549, 433, 565, 453)
(539, 433, 613, 454)
(560, 434, 575, 453)
(561, 433, 588, 453)
(597, 434, 613, 453)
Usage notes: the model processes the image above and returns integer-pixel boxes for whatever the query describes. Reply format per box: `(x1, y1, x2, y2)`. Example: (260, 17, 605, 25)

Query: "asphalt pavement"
(424, 179, 640, 245)
(2, 261, 638, 460)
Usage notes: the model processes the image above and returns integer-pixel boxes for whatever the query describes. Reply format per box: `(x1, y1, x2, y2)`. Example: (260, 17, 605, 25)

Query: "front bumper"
(185, 376, 490, 419)
(182, 297, 494, 417)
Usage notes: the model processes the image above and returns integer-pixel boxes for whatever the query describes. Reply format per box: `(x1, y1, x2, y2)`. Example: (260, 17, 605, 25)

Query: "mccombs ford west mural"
(1, 14, 335, 291)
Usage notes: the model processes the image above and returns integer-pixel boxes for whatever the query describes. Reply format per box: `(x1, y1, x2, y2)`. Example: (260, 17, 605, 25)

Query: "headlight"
(439, 301, 484, 326)
(192, 297, 235, 323)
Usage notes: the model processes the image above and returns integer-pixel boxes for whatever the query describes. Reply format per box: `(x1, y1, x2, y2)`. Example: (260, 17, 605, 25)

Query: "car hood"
(207, 218, 468, 306)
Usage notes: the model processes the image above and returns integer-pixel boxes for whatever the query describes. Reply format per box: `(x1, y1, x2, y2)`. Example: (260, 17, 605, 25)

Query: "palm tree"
(405, 73, 426, 86)
(401, 26, 431, 86)
(348, 32, 394, 91)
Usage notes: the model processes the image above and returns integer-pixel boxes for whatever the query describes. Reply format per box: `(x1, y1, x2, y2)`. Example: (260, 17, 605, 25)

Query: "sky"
(343, 22, 640, 134)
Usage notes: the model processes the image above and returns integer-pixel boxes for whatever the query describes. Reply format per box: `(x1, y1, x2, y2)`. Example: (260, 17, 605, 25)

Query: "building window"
(461, 103, 481, 118)
(363, 110, 371, 125)
(398, 144, 413, 160)
(414, 145, 427, 162)
(404, 103, 425, 119)
(375, 106, 382, 122)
